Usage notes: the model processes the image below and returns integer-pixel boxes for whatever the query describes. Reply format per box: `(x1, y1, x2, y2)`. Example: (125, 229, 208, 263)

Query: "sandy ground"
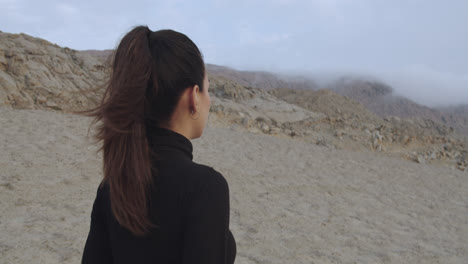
(1, 108, 467, 264)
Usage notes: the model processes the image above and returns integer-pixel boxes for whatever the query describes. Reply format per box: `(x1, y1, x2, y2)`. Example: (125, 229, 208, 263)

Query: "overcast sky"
(1, 0, 467, 107)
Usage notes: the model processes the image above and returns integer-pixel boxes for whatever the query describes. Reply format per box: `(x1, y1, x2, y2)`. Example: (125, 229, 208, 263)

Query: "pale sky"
(1, 0, 467, 106)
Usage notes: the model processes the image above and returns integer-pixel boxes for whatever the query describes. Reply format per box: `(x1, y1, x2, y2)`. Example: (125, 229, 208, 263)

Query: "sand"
(1, 108, 467, 263)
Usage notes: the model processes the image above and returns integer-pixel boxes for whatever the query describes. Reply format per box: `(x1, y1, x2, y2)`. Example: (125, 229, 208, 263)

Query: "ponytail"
(83, 26, 156, 235)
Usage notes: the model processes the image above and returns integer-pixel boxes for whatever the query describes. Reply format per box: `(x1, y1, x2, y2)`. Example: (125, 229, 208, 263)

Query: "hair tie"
(147, 29, 152, 41)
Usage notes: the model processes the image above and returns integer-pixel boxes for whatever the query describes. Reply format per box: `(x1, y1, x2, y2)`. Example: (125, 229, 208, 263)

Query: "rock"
(443, 144, 453, 152)
(270, 127, 281, 134)
(460, 151, 467, 163)
(261, 124, 270, 133)
(401, 135, 410, 145)
(376, 144, 382, 152)
(241, 117, 250, 128)
(364, 124, 375, 131)
(372, 131, 383, 141)
(373, 139, 379, 148)
(417, 155, 426, 164)
(45, 100, 62, 110)
(386, 133, 393, 141)
(45, 100, 58, 107)
(334, 129, 346, 137)
(427, 136, 434, 144)
(376, 124, 386, 131)
(316, 138, 333, 148)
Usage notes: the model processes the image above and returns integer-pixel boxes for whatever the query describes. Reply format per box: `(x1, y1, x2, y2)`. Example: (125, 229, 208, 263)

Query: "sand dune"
(1, 108, 467, 263)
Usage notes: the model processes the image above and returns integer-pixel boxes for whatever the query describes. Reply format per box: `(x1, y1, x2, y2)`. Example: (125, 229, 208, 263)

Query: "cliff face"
(0, 32, 108, 111)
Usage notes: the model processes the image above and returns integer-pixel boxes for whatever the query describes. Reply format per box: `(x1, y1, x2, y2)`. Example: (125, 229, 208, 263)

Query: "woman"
(81, 26, 236, 264)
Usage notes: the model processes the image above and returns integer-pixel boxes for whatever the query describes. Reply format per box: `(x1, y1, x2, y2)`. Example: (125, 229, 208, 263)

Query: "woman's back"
(82, 127, 236, 263)
(80, 26, 235, 263)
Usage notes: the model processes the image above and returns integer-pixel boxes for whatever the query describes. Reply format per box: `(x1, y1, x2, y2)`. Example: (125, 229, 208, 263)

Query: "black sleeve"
(82, 186, 113, 264)
(182, 170, 231, 264)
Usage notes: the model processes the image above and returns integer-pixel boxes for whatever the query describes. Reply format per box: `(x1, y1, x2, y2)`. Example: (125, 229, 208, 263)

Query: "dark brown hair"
(81, 26, 205, 236)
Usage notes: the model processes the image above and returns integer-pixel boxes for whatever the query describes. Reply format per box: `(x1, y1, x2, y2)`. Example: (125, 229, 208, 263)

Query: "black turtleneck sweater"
(82, 127, 236, 264)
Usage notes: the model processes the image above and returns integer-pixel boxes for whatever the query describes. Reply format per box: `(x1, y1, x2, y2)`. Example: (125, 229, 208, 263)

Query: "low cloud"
(380, 66, 468, 107)
(292, 66, 468, 108)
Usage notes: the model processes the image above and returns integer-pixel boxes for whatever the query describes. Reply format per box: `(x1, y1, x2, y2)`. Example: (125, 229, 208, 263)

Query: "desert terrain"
(1, 31, 467, 263)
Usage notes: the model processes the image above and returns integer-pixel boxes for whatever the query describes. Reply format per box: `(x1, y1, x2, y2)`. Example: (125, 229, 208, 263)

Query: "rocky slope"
(0, 31, 466, 171)
(269, 87, 466, 171)
(205, 68, 467, 170)
(0, 31, 108, 112)
(201, 66, 468, 137)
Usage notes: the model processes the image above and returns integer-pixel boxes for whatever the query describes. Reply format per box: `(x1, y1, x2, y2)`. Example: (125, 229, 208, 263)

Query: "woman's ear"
(189, 84, 200, 112)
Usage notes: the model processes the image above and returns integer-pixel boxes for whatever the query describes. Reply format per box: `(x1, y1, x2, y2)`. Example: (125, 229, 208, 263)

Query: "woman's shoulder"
(186, 162, 229, 195)
(93, 181, 111, 205)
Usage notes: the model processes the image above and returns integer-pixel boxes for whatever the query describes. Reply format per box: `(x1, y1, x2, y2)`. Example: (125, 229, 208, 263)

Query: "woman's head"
(107, 26, 209, 137)
(84, 25, 208, 235)
(146, 28, 209, 136)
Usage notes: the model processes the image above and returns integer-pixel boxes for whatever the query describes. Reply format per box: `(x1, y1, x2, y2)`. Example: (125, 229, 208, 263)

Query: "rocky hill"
(0, 31, 466, 171)
(198, 66, 468, 137)
(0, 31, 108, 112)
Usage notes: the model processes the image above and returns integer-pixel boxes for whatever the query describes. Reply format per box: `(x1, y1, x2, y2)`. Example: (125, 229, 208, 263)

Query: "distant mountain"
(325, 77, 468, 135)
(206, 64, 318, 91)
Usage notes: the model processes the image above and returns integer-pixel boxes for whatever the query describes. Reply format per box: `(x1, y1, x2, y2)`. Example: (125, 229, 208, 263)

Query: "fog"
(282, 67, 468, 108)
(380, 67, 468, 108)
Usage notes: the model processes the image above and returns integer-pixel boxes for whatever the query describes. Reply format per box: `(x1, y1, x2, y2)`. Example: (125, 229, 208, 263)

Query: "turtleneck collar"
(146, 126, 193, 161)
